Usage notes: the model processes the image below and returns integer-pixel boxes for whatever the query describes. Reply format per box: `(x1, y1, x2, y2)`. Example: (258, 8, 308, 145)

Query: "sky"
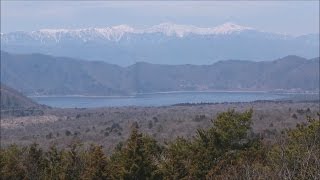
(1, 1, 319, 35)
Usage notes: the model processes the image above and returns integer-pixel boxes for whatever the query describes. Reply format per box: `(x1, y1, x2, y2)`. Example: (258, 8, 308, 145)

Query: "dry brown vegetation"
(1, 101, 319, 150)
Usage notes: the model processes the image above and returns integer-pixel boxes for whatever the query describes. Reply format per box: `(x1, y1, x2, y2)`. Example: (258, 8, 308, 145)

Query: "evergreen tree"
(82, 144, 109, 179)
(110, 124, 162, 179)
(43, 145, 65, 180)
(64, 143, 86, 179)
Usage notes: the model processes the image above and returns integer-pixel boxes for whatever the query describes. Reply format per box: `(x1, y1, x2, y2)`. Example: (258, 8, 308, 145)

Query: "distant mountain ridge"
(1, 23, 319, 66)
(1, 51, 319, 96)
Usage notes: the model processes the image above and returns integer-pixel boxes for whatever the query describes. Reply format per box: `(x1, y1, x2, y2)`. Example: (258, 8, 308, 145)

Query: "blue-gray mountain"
(0, 84, 39, 109)
(1, 23, 319, 66)
(1, 51, 319, 96)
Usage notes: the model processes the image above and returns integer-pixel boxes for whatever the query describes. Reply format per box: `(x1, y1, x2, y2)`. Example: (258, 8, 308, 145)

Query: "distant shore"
(27, 90, 319, 98)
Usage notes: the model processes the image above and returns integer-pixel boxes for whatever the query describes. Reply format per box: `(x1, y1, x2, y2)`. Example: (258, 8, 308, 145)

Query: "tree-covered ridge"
(1, 110, 319, 179)
(0, 84, 39, 110)
(2, 51, 319, 96)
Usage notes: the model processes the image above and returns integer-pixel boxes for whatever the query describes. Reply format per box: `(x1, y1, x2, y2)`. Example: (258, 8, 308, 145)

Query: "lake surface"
(30, 92, 292, 108)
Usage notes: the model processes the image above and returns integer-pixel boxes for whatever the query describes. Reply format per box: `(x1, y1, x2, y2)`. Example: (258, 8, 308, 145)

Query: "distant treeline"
(172, 100, 294, 106)
(1, 110, 319, 179)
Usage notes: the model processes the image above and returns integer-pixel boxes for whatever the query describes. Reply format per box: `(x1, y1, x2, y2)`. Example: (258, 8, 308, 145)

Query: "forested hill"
(0, 84, 39, 109)
(1, 51, 319, 96)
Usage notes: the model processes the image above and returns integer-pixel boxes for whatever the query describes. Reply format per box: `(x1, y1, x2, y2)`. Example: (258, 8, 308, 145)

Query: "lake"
(30, 91, 292, 108)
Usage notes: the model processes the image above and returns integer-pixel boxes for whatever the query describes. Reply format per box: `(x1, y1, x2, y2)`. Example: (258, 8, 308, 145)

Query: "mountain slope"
(1, 84, 39, 109)
(1, 51, 319, 96)
(1, 51, 128, 95)
(1, 23, 319, 66)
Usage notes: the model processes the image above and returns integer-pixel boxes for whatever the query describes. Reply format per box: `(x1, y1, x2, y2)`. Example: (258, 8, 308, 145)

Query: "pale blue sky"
(1, 1, 319, 35)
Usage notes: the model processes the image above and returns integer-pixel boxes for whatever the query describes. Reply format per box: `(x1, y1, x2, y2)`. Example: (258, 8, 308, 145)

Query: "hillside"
(1, 51, 319, 96)
(0, 84, 39, 109)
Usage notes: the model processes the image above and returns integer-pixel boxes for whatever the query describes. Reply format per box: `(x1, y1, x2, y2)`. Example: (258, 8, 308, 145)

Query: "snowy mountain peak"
(148, 22, 253, 37)
(213, 22, 253, 34)
(110, 24, 134, 32)
(148, 23, 199, 37)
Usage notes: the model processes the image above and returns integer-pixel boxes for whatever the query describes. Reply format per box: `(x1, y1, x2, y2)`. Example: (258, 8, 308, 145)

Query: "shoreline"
(27, 90, 319, 98)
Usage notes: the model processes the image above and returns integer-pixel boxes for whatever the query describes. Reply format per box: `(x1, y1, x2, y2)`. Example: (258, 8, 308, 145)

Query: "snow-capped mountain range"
(1, 23, 319, 66)
(2, 23, 255, 42)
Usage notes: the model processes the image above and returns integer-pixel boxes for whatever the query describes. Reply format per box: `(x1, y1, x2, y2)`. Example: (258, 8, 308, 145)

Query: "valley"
(1, 100, 319, 150)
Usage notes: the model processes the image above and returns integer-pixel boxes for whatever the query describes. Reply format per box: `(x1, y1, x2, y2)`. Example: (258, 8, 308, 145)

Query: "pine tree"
(110, 124, 162, 179)
(82, 144, 109, 179)
(43, 145, 65, 179)
(64, 143, 86, 179)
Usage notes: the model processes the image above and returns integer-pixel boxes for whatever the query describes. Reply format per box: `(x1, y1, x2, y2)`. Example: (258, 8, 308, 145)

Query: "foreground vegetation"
(1, 110, 319, 179)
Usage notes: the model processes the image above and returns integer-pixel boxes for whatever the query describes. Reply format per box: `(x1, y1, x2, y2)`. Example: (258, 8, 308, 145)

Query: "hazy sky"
(1, 1, 319, 35)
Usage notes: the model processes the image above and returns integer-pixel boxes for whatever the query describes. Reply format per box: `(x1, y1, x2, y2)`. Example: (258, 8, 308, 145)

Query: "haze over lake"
(30, 91, 291, 108)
